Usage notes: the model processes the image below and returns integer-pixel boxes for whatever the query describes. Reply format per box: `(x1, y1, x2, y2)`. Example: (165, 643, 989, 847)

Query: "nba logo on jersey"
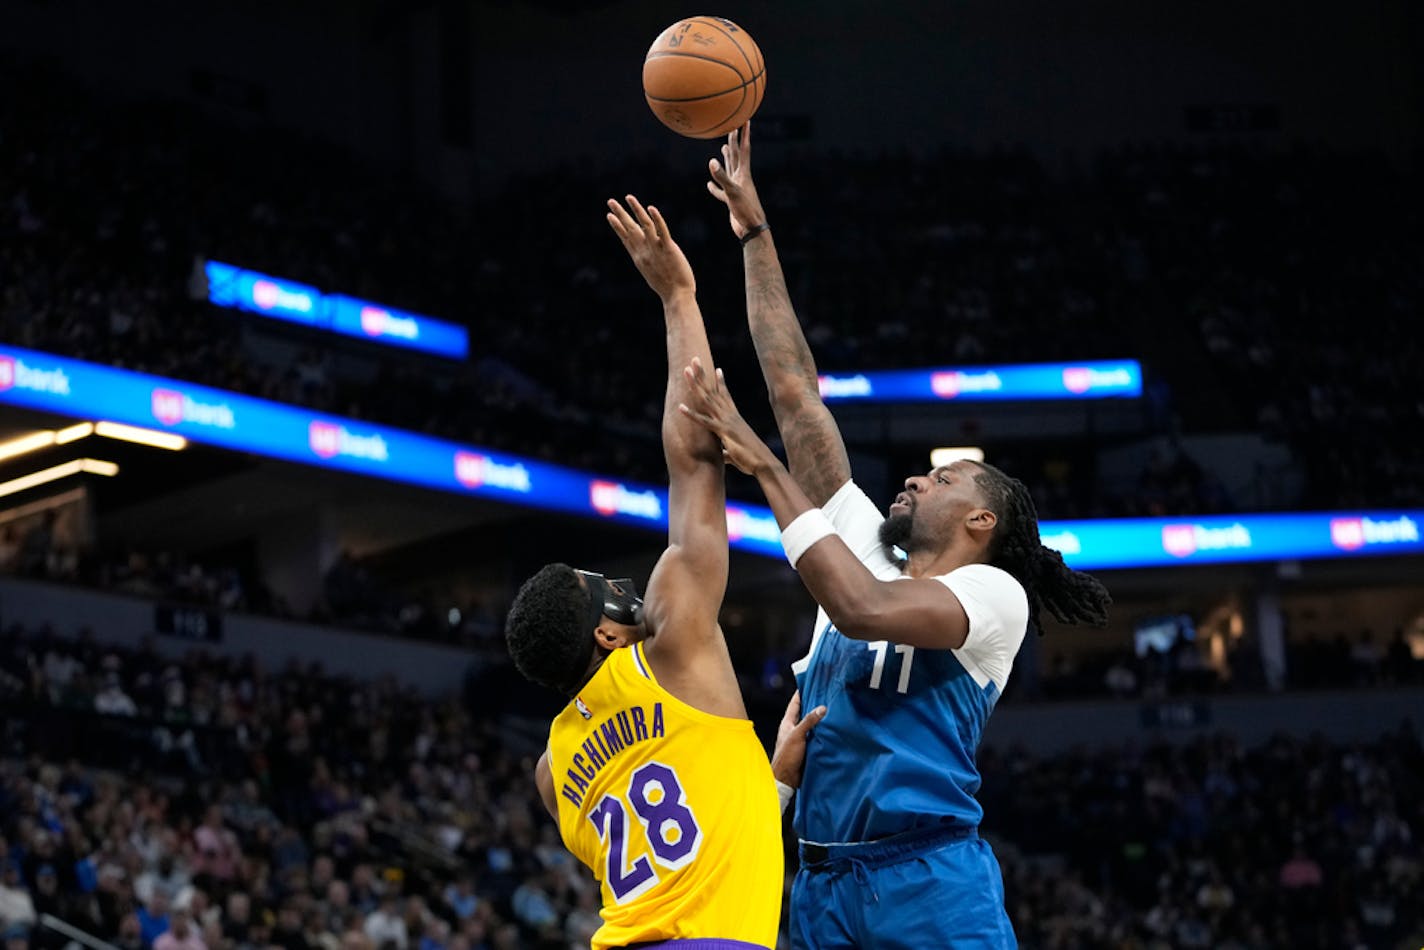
(574, 696, 593, 720)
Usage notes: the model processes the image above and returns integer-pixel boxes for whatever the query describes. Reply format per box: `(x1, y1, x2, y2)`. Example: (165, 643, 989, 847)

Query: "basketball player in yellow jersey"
(504, 196, 784, 950)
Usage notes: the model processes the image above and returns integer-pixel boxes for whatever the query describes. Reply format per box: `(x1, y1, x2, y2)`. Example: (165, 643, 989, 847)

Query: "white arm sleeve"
(936, 564, 1029, 693)
(819, 479, 900, 580)
(790, 480, 899, 676)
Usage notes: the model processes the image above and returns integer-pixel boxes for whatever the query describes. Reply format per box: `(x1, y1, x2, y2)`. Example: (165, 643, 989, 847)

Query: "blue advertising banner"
(2, 347, 1419, 569)
(204, 260, 470, 359)
(817, 359, 1142, 403)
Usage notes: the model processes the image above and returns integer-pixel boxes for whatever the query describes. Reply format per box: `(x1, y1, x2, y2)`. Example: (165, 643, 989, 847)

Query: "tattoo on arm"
(744, 241, 852, 506)
(780, 411, 853, 506)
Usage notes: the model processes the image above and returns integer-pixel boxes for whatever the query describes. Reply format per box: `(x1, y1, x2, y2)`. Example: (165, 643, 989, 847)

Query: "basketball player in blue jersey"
(691, 124, 1113, 948)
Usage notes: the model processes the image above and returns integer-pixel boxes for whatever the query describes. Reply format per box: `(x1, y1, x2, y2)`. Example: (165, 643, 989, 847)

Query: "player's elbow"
(822, 590, 893, 642)
(767, 378, 820, 415)
(663, 427, 722, 468)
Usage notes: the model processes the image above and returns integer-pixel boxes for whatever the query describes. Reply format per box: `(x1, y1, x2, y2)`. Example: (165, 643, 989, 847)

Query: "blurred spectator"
(151, 909, 205, 950)
(133, 855, 188, 907)
(94, 671, 138, 717)
(136, 891, 171, 948)
(189, 807, 239, 885)
(0, 864, 35, 933)
(362, 894, 406, 950)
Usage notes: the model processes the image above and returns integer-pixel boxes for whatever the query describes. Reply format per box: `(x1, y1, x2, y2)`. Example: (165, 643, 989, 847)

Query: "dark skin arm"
(680, 359, 972, 650)
(606, 197, 746, 719)
(708, 123, 852, 506)
(535, 750, 556, 819)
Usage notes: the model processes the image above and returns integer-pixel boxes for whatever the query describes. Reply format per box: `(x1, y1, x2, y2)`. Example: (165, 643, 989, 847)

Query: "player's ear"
(595, 623, 631, 650)
(966, 508, 998, 536)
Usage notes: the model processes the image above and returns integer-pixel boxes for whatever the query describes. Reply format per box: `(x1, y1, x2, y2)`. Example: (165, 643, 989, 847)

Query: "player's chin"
(878, 511, 912, 549)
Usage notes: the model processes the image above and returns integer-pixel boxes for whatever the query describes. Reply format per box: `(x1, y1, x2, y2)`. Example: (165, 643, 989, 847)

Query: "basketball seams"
(685, 16, 757, 78)
(643, 16, 765, 139)
(645, 49, 749, 80)
(654, 82, 748, 136)
(644, 68, 766, 103)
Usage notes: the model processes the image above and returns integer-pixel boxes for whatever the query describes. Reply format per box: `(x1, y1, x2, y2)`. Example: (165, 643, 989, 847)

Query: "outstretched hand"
(771, 690, 827, 789)
(707, 123, 768, 240)
(606, 195, 695, 302)
(677, 357, 776, 476)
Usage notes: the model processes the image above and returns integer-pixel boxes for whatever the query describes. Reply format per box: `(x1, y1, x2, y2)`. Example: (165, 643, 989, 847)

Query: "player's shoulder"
(933, 563, 1029, 626)
(937, 561, 1024, 591)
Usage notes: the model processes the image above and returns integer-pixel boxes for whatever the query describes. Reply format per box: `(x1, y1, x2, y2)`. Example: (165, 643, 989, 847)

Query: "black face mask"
(576, 570, 645, 628)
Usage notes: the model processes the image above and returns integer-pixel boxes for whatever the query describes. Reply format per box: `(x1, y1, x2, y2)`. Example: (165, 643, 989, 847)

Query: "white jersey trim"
(936, 564, 1029, 692)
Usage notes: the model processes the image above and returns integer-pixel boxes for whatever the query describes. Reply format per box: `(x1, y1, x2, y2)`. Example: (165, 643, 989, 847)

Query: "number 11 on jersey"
(867, 642, 915, 693)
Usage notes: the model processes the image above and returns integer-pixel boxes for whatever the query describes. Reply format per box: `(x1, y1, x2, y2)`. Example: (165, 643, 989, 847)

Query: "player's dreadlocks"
(972, 462, 1112, 634)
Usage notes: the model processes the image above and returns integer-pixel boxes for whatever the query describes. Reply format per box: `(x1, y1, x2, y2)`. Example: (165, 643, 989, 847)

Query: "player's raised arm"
(708, 123, 852, 506)
(679, 359, 974, 650)
(605, 197, 729, 658)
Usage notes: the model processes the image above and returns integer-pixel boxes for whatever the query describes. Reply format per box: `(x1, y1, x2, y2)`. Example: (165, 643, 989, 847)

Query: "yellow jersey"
(548, 640, 783, 950)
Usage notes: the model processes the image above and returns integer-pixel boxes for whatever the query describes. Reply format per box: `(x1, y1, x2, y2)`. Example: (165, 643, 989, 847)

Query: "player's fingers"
(708, 158, 733, 187)
(648, 205, 671, 241)
(796, 706, 828, 734)
(785, 690, 802, 721)
(706, 180, 730, 204)
(605, 215, 638, 252)
(626, 194, 656, 234)
(684, 365, 712, 397)
(742, 120, 752, 153)
(606, 199, 640, 238)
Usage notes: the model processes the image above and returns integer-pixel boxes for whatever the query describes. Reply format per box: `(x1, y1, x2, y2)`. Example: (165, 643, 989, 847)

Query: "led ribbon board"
(204, 260, 470, 360)
(0, 346, 781, 556)
(2, 347, 1419, 569)
(818, 360, 1142, 402)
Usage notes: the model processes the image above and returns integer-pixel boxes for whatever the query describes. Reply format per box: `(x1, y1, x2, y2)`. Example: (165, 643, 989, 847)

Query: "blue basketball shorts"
(789, 825, 1016, 949)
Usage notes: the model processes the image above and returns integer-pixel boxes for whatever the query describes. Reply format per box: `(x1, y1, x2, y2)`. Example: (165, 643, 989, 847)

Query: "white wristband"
(780, 509, 837, 569)
(776, 779, 795, 814)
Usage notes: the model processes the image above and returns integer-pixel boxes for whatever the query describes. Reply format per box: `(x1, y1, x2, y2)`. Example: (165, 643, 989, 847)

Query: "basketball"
(643, 16, 766, 140)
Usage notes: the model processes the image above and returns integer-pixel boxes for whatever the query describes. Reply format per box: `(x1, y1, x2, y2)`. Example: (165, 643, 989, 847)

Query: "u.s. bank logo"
(252, 280, 280, 309)
(309, 421, 341, 458)
(152, 389, 185, 426)
(360, 306, 388, 336)
(1062, 367, 1093, 393)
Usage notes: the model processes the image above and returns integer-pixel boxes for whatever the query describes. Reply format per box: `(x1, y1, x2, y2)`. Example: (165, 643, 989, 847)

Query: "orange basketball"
(643, 16, 766, 140)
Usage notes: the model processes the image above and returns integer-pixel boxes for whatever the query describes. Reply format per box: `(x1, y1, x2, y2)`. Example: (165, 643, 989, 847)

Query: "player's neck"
(900, 545, 982, 579)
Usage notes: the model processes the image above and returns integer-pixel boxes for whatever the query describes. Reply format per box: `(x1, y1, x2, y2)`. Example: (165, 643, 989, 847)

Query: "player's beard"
(878, 510, 915, 554)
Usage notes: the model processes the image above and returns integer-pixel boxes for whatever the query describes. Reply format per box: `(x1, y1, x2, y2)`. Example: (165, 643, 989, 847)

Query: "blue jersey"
(791, 481, 1029, 845)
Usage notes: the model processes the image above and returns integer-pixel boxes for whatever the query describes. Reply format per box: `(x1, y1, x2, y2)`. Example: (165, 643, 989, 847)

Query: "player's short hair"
(971, 462, 1112, 634)
(505, 562, 597, 695)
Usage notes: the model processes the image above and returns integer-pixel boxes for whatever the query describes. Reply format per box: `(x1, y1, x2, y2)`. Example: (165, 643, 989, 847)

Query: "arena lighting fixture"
(54, 422, 95, 444)
(930, 446, 986, 467)
(0, 458, 119, 500)
(0, 430, 58, 461)
(93, 421, 187, 451)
